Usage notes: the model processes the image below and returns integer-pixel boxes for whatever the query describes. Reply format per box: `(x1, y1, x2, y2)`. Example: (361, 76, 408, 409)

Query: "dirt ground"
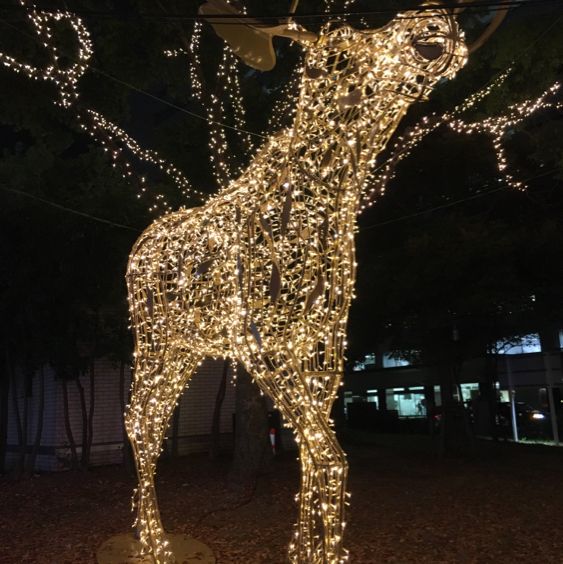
(1, 434, 563, 563)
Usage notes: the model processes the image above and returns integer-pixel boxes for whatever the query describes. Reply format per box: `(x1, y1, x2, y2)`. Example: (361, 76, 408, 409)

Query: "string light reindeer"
(2, 1, 548, 562)
(124, 2, 477, 562)
(0, 0, 511, 562)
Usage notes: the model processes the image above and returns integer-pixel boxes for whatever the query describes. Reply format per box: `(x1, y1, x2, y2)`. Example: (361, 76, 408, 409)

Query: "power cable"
(0, 4, 555, 24)
(0, 185, 142, 232)
(87, 68, 268, 140)
(360, 167, 560, 230)
(0, 0, 559, 22)
(0, 17, 267, 140)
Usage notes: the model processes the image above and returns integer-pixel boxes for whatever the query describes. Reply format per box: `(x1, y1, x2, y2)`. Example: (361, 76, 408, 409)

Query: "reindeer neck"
(283, 76, 411, 215)
(225, 73, 411, 225)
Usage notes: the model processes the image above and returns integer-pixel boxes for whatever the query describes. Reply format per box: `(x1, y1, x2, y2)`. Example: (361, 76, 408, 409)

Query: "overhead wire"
(84, 67, 268, 140)
(0, 185, 142, 232)
(0, 0, 560, 23)
(360, 167, 561, 230)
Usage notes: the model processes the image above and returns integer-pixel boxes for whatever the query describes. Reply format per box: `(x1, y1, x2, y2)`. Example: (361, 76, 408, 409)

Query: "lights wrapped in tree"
(0, 0, 205, 212)
(125, 4, 469, 563)
(447, 82, 562, 190)
(361, 74, 562, 206)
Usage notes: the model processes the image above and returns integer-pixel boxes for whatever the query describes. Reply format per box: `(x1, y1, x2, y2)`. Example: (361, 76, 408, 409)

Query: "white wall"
(5, 357, 236, 472)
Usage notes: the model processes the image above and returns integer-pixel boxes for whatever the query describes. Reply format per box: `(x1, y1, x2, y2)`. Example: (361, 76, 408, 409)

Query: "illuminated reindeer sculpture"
(125, 2, 498, 562)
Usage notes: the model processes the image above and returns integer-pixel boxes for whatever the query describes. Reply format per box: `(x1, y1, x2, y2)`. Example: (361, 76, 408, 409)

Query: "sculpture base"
(97, 533, 215, 563)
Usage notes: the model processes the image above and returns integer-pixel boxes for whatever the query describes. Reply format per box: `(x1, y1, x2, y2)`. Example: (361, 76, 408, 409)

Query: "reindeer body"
(126, 10, 467, 563)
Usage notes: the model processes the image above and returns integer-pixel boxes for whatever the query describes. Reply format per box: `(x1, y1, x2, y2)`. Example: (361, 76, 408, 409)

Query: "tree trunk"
(229, 365, 271, 491)
(76, 375, 89, 469)
(119, 360, 134, 472)
(424, 385, 436, 436)
(455, 363, 476, 454)
(479, 354, 498, 440)
(209, 360, 228, 460)
(9, 357, 24, 477)
(26, 365, 45, 476)
(20, 374, 29, 476)
(84, 361, 95, 469)
(0, 348, 10, 475)
(62, 378, 79, 470)
(439, 361, 474, 457)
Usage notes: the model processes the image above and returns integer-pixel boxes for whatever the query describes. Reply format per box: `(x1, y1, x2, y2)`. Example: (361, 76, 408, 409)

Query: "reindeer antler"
(199, 0, 316, 71)
(455, 0, 510, 53)
(467, 8, 510, 53)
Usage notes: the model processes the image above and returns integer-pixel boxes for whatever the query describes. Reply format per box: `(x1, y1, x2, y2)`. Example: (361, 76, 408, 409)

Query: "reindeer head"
(303, 9, 468, 112)
(200, 1, 507, 116)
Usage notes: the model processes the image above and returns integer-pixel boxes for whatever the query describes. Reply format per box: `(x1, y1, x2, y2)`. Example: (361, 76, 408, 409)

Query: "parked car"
(430, 401, 550, 439)
(497, 402, 550, 439)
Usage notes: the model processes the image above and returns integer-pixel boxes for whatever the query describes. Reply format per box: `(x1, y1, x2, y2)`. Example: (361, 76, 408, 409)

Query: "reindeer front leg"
(291, 401, 348, 564)
(126, 355, 172, 562)
(243, 352, 349, 564)
(291, 446, 316, 562)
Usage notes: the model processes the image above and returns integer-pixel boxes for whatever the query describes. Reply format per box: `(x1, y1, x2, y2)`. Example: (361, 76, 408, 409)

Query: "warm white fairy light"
(267, 65, 303, 133)
(208, 55, 236, 183)
(229, 357, 238, 385)
(189, 21, 204, 100)
(125, 7, 467, 563)
(0, 1, 204, 211)
(163, 47, 187, 58)
(0, 0, 93, 108)
(83, 110, 208, 209)
(359, 69, 563, 209)
(165, 0, 252, 184)
(167, 30, 255, 185)
(359, 67, 514, 211)
(324, 0, 337, 13)
(447, 82, 561, 190)
(224, 48, 255, 155)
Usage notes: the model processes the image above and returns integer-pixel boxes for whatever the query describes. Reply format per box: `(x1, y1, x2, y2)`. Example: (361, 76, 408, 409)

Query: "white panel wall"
(167, 358, 236, 455)
(5, 357, 236, 472)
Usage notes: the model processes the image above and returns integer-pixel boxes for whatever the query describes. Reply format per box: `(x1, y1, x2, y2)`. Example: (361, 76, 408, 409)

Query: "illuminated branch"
(0, 0, 204, 211)
(448, 82, 562, 190)
(361, 74, 561, 209)
(166, 22, 255, 186)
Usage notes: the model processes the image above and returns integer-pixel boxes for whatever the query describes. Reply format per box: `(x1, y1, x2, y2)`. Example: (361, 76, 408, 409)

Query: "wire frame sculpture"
(125, 6, 468, 563)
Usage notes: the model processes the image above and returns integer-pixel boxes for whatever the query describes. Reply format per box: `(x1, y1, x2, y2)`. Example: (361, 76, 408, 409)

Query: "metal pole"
(505, 356, 519, 442)
(543, 352, 560, 445)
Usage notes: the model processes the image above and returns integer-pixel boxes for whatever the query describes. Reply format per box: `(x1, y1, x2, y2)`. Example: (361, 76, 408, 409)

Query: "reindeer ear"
(199, 0, 317, 71)
(199, 0, 278, 71)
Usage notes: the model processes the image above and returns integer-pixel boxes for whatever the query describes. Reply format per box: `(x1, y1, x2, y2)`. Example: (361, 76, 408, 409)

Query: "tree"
(0, 0, 281, 475)
(229, 366, 273, 490)
(0, 0, 561, 471)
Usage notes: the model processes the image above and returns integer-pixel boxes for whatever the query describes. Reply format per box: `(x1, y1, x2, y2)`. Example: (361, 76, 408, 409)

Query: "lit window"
(353, 353, 377, 371)
(496, 334, 541, 355)
(383, 353, 410, 368)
